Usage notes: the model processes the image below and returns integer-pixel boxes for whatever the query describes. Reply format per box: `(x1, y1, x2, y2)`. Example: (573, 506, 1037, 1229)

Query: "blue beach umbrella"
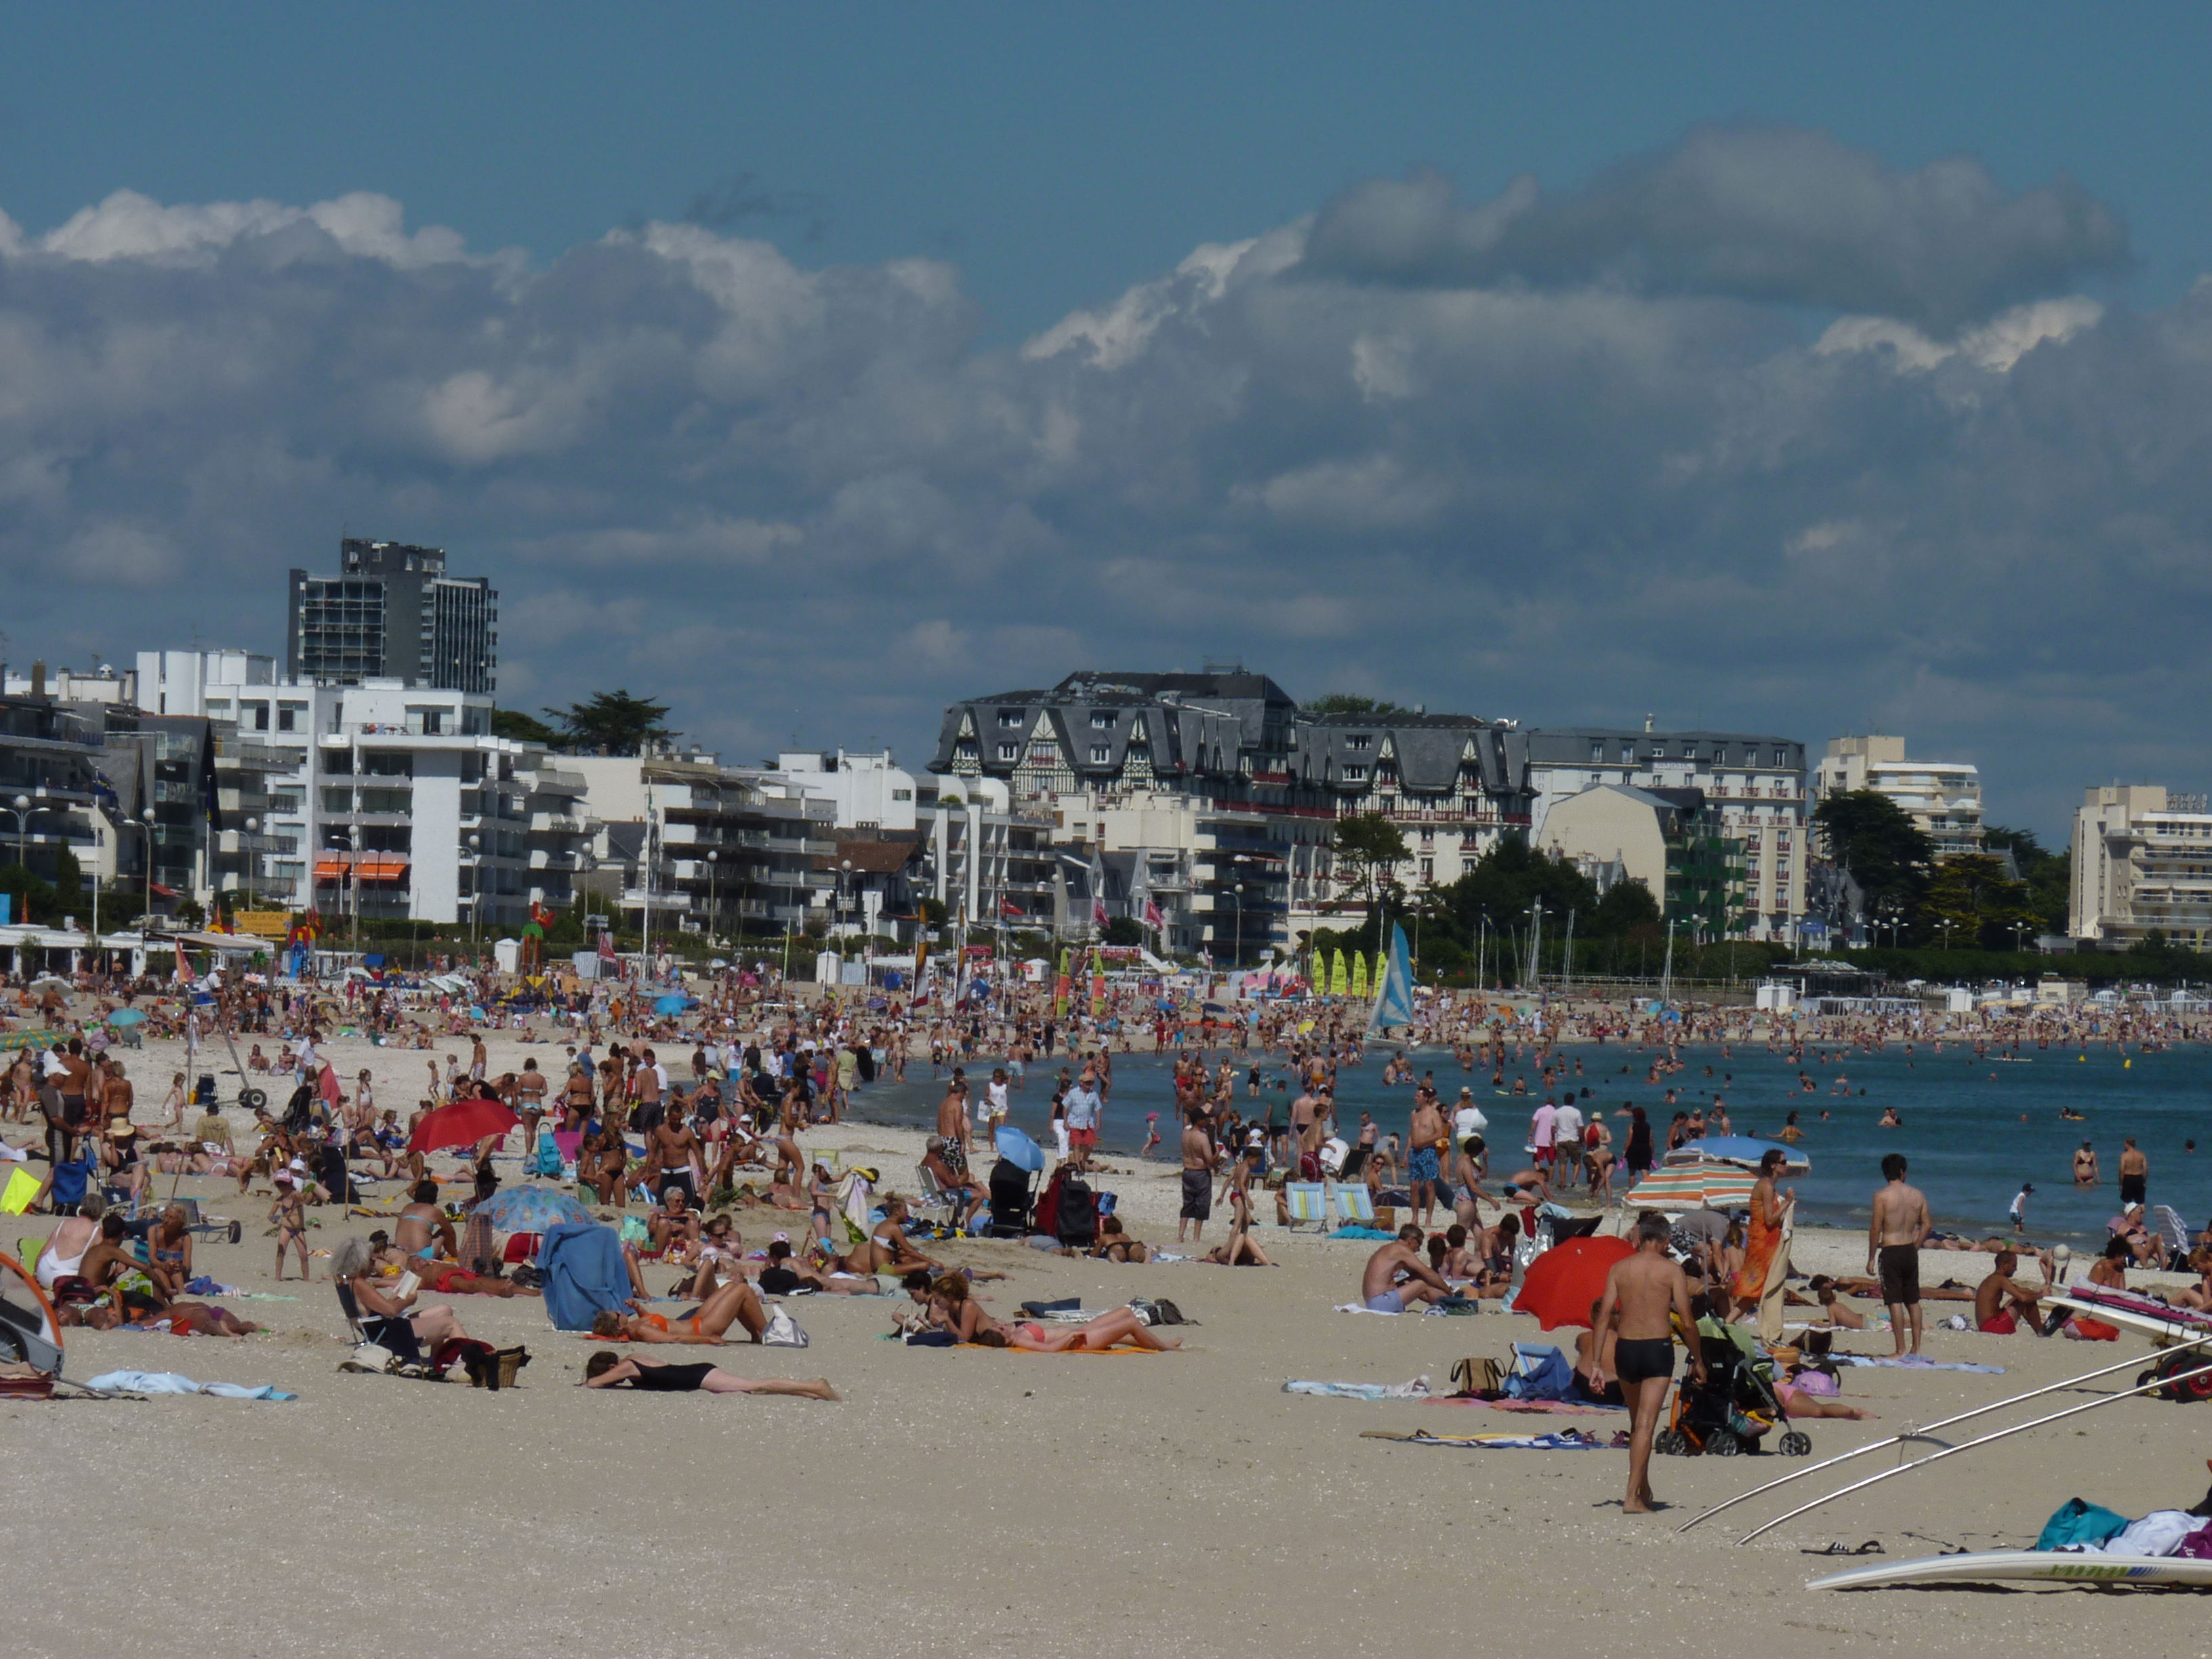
(1668, 1135, 1809, 1173)
(106, 1008, 148, 1026)
(477, 1185, 596, 1232)
(653, 994, 695, 1015)
(994, 1125, 1046, 1173)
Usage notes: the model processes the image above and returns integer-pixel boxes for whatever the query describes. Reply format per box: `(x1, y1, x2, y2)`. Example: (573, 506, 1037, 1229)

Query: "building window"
(1649, 744, 1666, 759)
(1420, 858, 1434, 878)
(1347, 734, 1372, 751)
(247, 703, 270, 731)
(1589, 741, 1603, 762)
(997, 743, 1018, 762)
(1090, 712, 1113, 730)
(1089, 745, 1111, 764)
(1343, 764, 1368, 783)
(998, 710, 1023, 726)
(892, 787, 912, 802)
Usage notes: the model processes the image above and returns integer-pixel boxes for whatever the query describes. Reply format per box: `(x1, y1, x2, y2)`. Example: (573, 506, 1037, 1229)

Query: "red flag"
(317, 1063, 343, 1105)
(1092, 895, 1109, 926)
(1143, 899, 1164, 930)
(1000, 899, 1022, 918)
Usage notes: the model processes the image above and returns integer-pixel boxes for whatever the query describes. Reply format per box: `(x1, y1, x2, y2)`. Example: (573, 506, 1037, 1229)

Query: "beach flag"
(1000, 898, 1023, 918)
(317, 1063, 343, 1107)
(173, 941, 190, 983)
(1143, 898, 1164, 933)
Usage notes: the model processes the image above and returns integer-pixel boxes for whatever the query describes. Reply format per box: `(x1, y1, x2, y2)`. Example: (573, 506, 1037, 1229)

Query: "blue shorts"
(1408, 1147, 1441, 1183)
(1366, 1290, 1405, 1314)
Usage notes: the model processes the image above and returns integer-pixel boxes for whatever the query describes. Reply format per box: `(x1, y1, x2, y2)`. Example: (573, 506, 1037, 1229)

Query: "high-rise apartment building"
(287, 539, 498, 693)
(2070, 783, 2212, 949)
(1816, 735, 1984, 859)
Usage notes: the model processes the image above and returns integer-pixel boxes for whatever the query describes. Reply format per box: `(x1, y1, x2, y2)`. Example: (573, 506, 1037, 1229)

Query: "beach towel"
(2034, 1498, 2129, 1552)
(1284, 1377, 1432, 1401)
(538, 1221, 630, 1330)
(1427, 1396, 1623, 1415)
(85, 1370, 296, 1400)
(1503, 1345, 1574, 1401)
(1832, 1355, 2005, 1374)
(1357, 1429, 1615, 1450)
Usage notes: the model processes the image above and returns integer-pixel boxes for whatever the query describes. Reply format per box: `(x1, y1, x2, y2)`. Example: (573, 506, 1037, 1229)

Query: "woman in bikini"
(927, 1273, 1181, 1351)
(270, 1171, 312, 1282)
(588, 1275, 766, 1344)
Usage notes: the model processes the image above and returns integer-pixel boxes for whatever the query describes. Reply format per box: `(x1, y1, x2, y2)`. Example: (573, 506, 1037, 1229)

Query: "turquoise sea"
(851, 1038, 2212, 1245)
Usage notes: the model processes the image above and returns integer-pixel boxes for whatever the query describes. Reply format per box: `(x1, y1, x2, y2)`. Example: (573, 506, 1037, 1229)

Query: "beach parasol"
(27, 975, 70, 995)
(1624, 1162, 1757, 1211)
(407, 1097, 519, 1155)
(1515, 1234, 1635, 1330)
(994, 1124, 1046, 1172)
(653, 994, 695, 1015)
(476, 1185, 594, 1232)
(1666, 1135, 1807, 1173)
(105, 1008, 148, 1027)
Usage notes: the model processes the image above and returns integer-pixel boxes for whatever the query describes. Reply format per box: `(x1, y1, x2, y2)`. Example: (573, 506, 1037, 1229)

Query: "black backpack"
(1057, 1177, 1098, 1248)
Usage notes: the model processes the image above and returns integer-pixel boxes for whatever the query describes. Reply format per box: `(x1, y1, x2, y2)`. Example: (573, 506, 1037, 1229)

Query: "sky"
(4, 4, 2211, 840)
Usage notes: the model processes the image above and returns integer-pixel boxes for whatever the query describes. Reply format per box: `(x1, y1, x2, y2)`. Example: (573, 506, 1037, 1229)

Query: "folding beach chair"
(1334, 1185, 1377, 1227)
(912, 1162, 956, 1227)
(2152, 1205, 2194, 1270)
(1282, 1182, 1328, 1231)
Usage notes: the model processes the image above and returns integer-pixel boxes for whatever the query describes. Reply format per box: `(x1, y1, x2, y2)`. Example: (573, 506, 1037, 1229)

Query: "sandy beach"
(7, 1021, 2209, 1659)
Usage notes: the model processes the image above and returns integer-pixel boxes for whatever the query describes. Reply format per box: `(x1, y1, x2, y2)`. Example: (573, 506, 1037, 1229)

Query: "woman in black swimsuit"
(581, 1352, 840, 1399)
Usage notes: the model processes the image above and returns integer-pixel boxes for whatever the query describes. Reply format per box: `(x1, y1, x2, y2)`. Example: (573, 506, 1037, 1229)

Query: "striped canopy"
(1623, 1162, 1757, 1211)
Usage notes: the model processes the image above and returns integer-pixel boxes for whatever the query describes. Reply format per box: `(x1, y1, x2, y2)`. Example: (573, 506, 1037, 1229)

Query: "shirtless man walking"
(1589, 1212, 1703, 1514)
(1867, 1153, 1933, 1357)
(1361, 1224, 1450, 1313)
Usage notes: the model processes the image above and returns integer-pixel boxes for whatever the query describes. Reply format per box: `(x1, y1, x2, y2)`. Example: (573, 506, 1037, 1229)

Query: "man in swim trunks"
(1360, 1225, 1449, 1313)
(1867, 1152, 1931, 1357)
(1179, 1107, 1215, 1244)
(2118, 1139, 2148, 1209)
(1589, 1211, 1704, 1515)
(1975, 1248, 2055, 1334)
(1408, 1090, 1446, 1228)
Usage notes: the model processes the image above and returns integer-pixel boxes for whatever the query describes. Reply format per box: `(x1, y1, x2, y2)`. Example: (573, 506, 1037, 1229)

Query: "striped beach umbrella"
(1623, 1162, 1757, 1211)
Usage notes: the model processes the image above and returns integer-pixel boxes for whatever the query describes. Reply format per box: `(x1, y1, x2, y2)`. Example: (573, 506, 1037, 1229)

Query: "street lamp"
(1230, 853, 1252, 968)
(839, 857, 855, 939)
(467, 832, 483, 949)
(705, 848, 718, 943)
(3, 792, 52, 874)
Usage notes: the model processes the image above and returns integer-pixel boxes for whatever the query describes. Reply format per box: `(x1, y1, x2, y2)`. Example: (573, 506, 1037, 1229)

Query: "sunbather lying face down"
(581, 1351, 838, 1399)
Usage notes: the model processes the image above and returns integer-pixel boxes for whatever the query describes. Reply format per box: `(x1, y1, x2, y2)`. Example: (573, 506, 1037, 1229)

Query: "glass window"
(998, 743, 1018, 762)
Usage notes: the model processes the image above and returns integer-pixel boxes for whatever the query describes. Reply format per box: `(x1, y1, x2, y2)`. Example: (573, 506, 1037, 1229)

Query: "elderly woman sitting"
(331, 1235, 474, 1359)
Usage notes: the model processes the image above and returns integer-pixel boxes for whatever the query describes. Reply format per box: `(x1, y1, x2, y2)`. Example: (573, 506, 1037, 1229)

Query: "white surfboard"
(1809, 1550, 2212, 1591)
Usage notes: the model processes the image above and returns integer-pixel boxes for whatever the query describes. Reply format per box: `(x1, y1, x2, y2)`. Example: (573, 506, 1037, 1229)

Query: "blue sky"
(3, 5, 2211, 838)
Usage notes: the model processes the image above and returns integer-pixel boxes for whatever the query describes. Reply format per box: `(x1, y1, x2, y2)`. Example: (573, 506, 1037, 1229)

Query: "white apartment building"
(768, 751, 920, 832)
(1524, 727, 1807, 942)
(1817, 735, 1985, 859)
(2070, 783, 2212, 949)
(137, 650, 593, 928)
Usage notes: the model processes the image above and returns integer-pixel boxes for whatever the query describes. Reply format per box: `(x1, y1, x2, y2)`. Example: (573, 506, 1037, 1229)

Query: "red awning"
(313, 855, 409, 882)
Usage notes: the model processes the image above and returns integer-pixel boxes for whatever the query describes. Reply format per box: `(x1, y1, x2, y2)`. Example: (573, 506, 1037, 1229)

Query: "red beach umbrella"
(407, 1097, 519, 1155)
(1515, 1235, 1636, 1331)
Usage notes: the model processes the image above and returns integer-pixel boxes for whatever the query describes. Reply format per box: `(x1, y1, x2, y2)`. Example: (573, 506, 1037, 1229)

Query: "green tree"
(1921, 851, 2041, 950)
(1815, 790, 1931, 928)
(1330, 813, 1410, 918)
(1589, 877, 1662, 937)
(1984, 825, 2072, 936)
(1305, 693, 1416, 716)
(546, 690, 674, 755)
(1101, 916, 1147, 947)
(491, 708, 562, 745)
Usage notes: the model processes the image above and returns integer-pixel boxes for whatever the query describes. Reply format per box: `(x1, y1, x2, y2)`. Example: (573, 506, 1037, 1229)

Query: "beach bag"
(2034, 1498, 2129, 1552)
(531, 1138, 562, 1178)
(1450, 1357, 1504, 1396)
(762, 1308, 810, 1348)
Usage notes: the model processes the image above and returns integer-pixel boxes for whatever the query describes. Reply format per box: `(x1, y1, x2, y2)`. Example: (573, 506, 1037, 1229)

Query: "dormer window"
(1347, 734, 1372, 751)
(998, 710, 1023, 726)
(1090, 712, 1113, 730)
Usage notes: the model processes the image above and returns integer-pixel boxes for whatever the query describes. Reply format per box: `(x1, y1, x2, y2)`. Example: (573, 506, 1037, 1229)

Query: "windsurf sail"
(1366, 922, 1415, 1039)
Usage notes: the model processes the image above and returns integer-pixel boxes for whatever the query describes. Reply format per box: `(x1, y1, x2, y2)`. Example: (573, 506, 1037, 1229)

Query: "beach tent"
(0, 1250, 64, 1381)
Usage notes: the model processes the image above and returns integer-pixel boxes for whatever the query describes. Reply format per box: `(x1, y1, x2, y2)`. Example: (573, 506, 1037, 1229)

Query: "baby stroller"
(1653, 1333, 1811, 1458)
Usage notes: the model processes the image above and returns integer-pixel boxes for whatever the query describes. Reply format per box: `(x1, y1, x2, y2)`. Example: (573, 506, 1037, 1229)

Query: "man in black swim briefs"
(1589, 1212, 1704, 1515)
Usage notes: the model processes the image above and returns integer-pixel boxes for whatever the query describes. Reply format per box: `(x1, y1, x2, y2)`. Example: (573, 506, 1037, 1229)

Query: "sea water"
(849, 1039, 2212, 1245)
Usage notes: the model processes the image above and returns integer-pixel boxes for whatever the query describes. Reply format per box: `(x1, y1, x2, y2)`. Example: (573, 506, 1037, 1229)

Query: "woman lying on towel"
(582, 1351, 839, 1399)
(926, 1273, 1181, 1352)
(588, 1275, 767, 1344)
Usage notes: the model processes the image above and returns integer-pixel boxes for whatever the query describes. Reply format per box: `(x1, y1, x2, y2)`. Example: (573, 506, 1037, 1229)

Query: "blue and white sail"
(1365, 922, 1415, 1039)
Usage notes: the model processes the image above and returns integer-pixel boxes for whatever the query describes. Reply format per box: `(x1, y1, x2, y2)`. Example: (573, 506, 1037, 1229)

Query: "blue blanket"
(539, 1221, 630, 1330)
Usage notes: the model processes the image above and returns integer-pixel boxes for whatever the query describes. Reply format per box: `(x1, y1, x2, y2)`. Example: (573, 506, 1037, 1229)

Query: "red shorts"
(1534, 1145, 1555, 1166)
(1978, 1310, 2018, 1334)
(1069, 1128, 1098, 1149)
